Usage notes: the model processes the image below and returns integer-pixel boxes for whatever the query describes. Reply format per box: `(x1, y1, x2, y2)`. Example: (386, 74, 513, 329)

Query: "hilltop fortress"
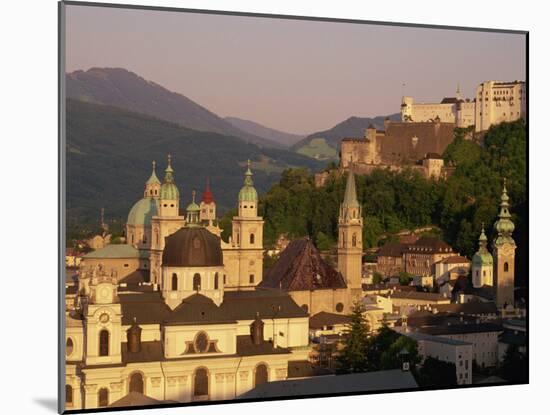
(329, 80, 525, 183)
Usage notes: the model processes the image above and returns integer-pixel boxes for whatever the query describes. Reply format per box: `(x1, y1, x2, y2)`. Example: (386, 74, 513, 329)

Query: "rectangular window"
(249, 274, 254, 284)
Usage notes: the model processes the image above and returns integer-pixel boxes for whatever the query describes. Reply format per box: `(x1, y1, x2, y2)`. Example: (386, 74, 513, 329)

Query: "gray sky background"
(66, 5, 526, 135)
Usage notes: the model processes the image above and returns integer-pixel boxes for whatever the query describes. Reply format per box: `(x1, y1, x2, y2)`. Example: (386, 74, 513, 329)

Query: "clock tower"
(492, 179, 516, 309)
(82, 264, 123, 366)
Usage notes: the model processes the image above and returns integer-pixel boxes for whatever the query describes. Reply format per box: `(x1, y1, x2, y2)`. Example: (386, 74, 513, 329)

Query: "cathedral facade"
(64, 157, 310, 410)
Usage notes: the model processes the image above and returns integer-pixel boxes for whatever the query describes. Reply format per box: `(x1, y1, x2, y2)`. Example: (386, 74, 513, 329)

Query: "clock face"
(99, 313, 110, 323)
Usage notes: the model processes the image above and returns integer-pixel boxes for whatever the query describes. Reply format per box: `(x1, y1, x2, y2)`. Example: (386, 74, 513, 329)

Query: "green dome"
(239, 185, 258, 202)
(186, 201, 200, 212)
(238, 162, 258, 202)
(161, 182, 179, 200)
(127, 198, 159, 226)
(472, 252, 493, 266)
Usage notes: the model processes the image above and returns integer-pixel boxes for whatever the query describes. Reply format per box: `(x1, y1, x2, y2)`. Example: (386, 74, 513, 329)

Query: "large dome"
(162, 227, 223, 267)
(127, 198, 159, 226)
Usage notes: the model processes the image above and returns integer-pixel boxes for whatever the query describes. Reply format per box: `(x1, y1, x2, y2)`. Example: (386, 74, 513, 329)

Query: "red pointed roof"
(202, 177, 214, 204)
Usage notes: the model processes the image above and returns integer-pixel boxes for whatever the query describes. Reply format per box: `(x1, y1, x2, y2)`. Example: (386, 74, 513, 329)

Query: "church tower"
(223, 161, 264, 289)
(492, 179, 516, 309)
(150, 155, 185, 284)
(472, 224, 493, 288)
(199, 178, 216, 225)
(144, 160, 161, 199)
(338, 167, 363, 296)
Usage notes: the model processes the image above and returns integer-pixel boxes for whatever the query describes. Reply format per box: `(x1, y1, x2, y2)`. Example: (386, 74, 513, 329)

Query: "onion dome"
(238, 160, 258, 202)
(472, 224, 493, 266)
(162, 227, 223, 267)
(127, 198, 159, 226)
(493, 179, 516, 246)
(202, 177, 214, 204)
(160, 154, 180, 200)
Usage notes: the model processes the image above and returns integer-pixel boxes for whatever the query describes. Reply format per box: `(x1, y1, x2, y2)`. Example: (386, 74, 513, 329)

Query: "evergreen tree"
(337, 302, 370, 373)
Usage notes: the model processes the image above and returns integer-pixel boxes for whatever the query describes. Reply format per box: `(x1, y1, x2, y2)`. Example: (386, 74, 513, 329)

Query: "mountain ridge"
(66, 67, 285, 149)
(224, 116, 305, 147)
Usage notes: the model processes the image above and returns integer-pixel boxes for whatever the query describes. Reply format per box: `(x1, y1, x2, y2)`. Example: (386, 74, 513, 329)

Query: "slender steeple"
(147, 161, 160, 185)
(159, 154, 180, 216)
(202, 177, 214, 204)
(493, 178, 515, 246)
(492, 178, 516, 308)
(343, 167, 359, 208)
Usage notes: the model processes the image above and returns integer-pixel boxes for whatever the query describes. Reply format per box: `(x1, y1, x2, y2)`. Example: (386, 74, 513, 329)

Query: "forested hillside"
(222, 120, 526, 284)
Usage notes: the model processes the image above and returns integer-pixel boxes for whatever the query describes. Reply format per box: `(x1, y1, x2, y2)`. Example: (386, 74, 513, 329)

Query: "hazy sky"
(65, 4, 526, 135)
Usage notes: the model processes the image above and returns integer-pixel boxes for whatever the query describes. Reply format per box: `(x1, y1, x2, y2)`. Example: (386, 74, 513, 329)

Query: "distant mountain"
(292, 114, 401, 160)
(66, 67, 284, 149)
(225, 116, 305, 147)
(66, 99, 323, 225)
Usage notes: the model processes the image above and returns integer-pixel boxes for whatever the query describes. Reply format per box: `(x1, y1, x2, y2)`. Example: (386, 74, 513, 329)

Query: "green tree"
(380, 335, 420, 370)
(499, 344, 527, 383)
(399, 271, 413, 286)
(417, 357, 458, 387)
(337, 302, 370, 373)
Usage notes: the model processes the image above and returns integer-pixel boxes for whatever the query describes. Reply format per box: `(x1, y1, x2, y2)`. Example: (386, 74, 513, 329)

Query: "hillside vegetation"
(222, 120, 526, 284)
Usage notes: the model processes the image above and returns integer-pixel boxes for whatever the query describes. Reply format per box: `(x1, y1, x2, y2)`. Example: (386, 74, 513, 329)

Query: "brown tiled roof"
(119, 292, 172, 325)
(165, 294, 236, 326)
(425, 152, 443, 159)
(419, 322, 503, 336)
(221, 289, 309, 320)
(309, 312, 352, 329)
(261, 238, 347, 291)
(109, 392, 171, 407)
(388, 290, 447, 301)
(236, 335, 290, 356)
(440, 97, 461, 104)
(377, 242, 407, 257)
(438, 256, 470, 264)
(432, 302, 498, 315)
(407, 237, 453, 254)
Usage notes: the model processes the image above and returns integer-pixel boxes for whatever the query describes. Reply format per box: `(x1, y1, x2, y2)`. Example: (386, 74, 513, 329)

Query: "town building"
(434, 255, 470, 285)
(405, 331, 473, 385)
(418, 323, 503, 368)
(472, 226, 494, 288)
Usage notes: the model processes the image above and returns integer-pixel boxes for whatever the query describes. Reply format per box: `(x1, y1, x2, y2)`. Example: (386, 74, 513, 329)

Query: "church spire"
(146, 160, 160, 185)
(144, 160, 161, 198)
(343, 167, 359, 208)
(160, 154, 180, 203)
(202, 177, 214, 204)
(478, 223, 488, 253)
(238, 159, 258, 203)
(164, 154, 174, 183)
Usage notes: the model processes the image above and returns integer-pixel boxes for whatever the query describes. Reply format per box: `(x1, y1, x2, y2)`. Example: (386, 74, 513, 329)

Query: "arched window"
(65, 385, 73, 406)
(301, 304, 309, 313)
(249, 274, 255, 284)
(336, 303, 344, 313)
(250, 233, 255, 244)
(171, 273, 178, 291)
(483, 270, 486, 277)
(193, 273, 201, 291)
(129, 372, 144, 394)
(99, 330, 109, 356)
(504, 262, 509, 272)
(223, 274, 227, 284)
(66, 338, 74, 357)
(98, 388, 109, 407)
(143, 234, 147, 244)
(255, 364, 269, 387)
(214, 273, 219, 290)
(194, 368, 209, 397)
(352, 233, 357, 247)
